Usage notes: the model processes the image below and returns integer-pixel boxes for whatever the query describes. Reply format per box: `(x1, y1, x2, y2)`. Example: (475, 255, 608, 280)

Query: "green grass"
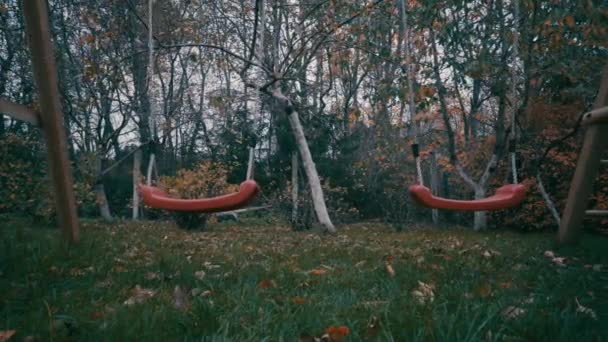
(1, 216, 607, 341)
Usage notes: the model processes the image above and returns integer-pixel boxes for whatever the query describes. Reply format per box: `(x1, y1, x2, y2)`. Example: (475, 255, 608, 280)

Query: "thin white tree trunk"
(537, 172, 561, 226)
(271, 88, 336, 234)
(133, 149, 142, 219)
(246, 147, 255, 180)
(291, 152, 299, 224)
(95, 158, 113, 221)
(430, 152, 439, 224)
(473, 187, 487, 231)
(146, 153, 156, 186)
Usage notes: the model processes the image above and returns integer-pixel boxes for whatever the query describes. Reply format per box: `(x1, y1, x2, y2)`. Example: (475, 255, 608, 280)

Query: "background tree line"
(0, 0, 606, 231)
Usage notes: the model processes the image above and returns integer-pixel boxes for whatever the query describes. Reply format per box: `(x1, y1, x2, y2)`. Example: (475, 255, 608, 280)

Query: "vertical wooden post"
(558, 65, 608, 244)
(133, 149, 142, 219)
(558, 125, 608, 243)
(21, 0, 79, 242)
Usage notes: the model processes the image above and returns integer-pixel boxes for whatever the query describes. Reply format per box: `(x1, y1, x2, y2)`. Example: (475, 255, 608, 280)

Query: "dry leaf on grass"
(476, 282, 492, 298)
(0, 330, 16, 342)
(257, 279, 277, 289)
(552, 257, 567, 267)
(310, 269, 327, 276)
(385, 263, 396, 277)
(292, 296, 306, 305)
(194, 270, 206, 280)
(123, 285, 156, 306)
(575, 298, 597, 320)
(173, 285, 191, 312)
(501, 306, 526, 320)
(324, 326, 350, 342)
(145, 272, 160, 280)
(411, 281, 435, 304)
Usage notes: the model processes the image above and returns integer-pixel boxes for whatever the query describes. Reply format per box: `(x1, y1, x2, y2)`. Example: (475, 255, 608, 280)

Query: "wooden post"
(558, 125, 608, 243)
(133, 149, 142, 219)
(558, 65, 608, 244)
(21, 0, 79, 242)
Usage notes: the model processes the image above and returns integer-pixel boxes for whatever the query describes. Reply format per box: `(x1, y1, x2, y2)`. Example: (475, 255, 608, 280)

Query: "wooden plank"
(582, 106, 608, 126)
(22, 0, 79, 243)
(0, 98, 40, 126)
(585, 210, 608, 217)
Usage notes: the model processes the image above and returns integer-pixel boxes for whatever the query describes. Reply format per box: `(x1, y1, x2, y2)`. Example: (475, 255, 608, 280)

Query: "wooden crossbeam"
(582, 106, 608, 126)
(585, 210, 608, 217)
(0, 98, 40, 126)
(22, 0, 79, 242)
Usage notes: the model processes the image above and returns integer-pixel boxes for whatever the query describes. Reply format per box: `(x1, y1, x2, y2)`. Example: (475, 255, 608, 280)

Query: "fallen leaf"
(476, 282, 492, 298)
(257, 279, 276, 289)
(194, 270, 206, 280)
(575, 298, 597, 320)
(501, 306, 526, 319)
(385, 263, 396, 277)
(325, 326, 350, 342)
(482, 250, 492, 258)
(552, 257, 567, 267)
(292, 296, 306, 305)
(0, 330, 16, 342)
(123, 285, 156, 306)
(310, 269, 327, 276)
(543, 250, 555, 258)
(173, 285, 191, 312)
(499, 282, 512, 289)
(145, 272, 160, 280)
(411, 281, 435, 304)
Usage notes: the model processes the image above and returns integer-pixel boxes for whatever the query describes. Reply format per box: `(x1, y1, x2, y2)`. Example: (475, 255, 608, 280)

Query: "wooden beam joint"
(0, 98, 40, 126)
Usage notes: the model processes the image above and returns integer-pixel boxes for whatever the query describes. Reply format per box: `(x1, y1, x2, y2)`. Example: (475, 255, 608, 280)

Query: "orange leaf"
(310, 269, 327, 276)
(257, 279, 276, 289)
(292, 296, 306, 305)
(325, 326, 350, 342)
(0, 330, 16, 342)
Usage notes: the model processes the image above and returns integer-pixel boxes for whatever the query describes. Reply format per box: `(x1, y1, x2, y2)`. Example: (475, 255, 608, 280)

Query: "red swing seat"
(139, 180, 260, 213)
(408, 183, 526, 211)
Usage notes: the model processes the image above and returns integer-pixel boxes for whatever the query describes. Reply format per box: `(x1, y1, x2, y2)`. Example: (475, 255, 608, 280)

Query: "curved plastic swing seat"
(408, 184, 526, 211)
(139, 180, 260, 213)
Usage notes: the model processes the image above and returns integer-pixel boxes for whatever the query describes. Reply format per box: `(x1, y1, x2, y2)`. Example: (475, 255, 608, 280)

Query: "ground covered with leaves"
(1, 216, 607, 341)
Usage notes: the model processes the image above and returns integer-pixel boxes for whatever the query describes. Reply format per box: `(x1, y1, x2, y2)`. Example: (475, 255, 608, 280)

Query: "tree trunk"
(291, 152, 299, 225)
(95, 158, 113, 221)
(146, 153, 156, 186)
(473, 187, 487, 231)
(133, 149, 142, 219)
(430, 152, 439, 224)
(271, 88, 336, 234)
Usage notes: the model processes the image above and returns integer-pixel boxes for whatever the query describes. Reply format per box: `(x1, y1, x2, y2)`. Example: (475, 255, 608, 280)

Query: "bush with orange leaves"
(159, 161, 239, 230)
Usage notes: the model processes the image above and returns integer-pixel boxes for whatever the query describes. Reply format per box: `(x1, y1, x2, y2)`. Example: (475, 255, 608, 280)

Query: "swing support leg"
(558, 125, 608, 244)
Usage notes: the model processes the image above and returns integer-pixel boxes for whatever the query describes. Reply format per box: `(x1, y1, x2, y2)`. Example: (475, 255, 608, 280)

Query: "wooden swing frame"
(0, 0, 79, 242)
